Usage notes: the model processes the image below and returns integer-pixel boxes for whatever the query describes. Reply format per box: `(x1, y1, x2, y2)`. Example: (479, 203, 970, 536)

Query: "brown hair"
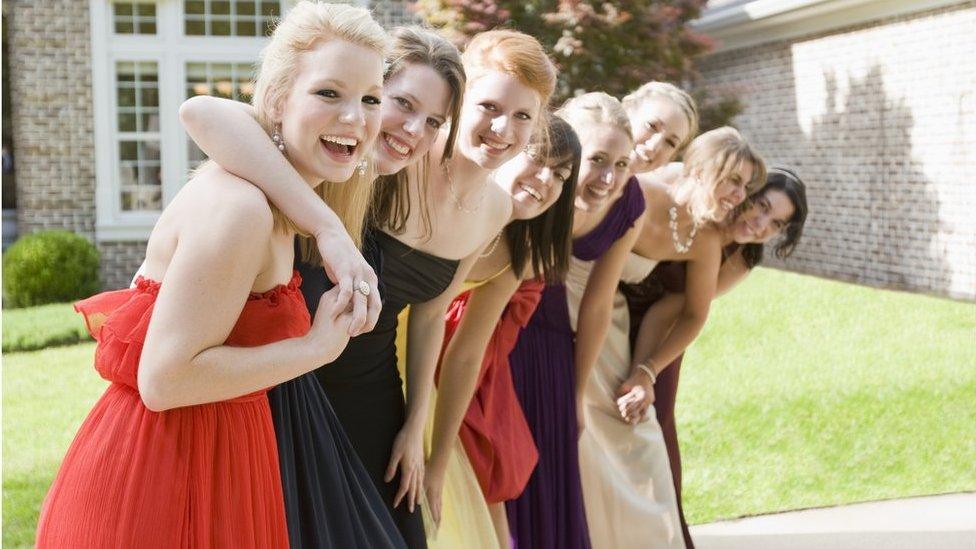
(371, 26, 466, 238)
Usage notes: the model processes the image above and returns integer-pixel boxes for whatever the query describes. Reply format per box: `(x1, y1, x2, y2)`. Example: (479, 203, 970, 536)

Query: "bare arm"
(574, 217, 645, 432)
(638, 234, 721, 373)
(139, 180, 352, 411)
(179, 95, 379, 334)
(385, 248, 482, 512)
(715, 249, 751, 297)
(425, 268, 520, 523)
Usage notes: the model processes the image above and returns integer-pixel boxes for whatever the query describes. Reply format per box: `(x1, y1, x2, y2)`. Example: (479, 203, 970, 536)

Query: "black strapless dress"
(314, 231, 459, 549)
(267, 233, 407, 548)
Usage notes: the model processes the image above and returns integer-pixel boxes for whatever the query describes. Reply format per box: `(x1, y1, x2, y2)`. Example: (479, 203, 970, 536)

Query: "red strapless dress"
(36, 272, 307, 548)
(439, 279, 543, 503)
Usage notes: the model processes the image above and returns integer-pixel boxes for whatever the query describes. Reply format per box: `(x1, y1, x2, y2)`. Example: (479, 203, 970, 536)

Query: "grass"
(2, 302, 91, 353)
(679, 268, 976, 524)
(2, 343, 106, 548)
(1, 269, 974, 543)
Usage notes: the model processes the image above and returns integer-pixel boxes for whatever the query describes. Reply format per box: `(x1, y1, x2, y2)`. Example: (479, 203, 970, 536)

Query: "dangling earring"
(357, 158, 368, 177)
(272, 124, 286, 154)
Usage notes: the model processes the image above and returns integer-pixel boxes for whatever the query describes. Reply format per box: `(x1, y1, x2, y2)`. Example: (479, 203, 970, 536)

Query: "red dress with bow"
(438, 279, 544, 503)
(36, 273, 306, 548)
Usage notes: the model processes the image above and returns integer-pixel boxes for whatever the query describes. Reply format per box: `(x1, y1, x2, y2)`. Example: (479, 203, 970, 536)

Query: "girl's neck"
(448, 148, 489, 190)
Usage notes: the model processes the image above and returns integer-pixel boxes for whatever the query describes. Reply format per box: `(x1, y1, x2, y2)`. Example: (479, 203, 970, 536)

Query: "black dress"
(314, 230, 459, 549)
(267, 232, 407, 548)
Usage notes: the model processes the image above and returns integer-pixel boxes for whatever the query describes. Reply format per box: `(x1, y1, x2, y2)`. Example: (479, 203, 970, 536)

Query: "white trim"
(91, 0, 278, 243)
(692, 0, 967, 52)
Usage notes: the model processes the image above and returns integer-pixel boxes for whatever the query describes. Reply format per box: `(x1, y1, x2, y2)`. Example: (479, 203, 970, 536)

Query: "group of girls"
(35, 2, 809, 548)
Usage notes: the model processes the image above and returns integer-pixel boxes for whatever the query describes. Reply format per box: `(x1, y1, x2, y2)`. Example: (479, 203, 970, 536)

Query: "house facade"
(693, 0, 975, 299)
(5, 0, 974, 299)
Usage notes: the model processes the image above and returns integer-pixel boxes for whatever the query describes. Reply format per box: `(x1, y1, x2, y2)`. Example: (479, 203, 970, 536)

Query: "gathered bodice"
(75, 271, 309, 401)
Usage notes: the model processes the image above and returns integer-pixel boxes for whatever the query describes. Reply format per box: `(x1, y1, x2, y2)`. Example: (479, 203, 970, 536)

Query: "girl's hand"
(385, 425, 425, 513)
(305, 286, 354, 364)
(615, 370, 655, 424)
(316, 229, 381, 337)
(423, 463, 446, 528)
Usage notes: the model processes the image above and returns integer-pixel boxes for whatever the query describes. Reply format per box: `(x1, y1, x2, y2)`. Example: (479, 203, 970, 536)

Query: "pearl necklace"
(445, 160, 488, 214)
(668, 206, 698, 254)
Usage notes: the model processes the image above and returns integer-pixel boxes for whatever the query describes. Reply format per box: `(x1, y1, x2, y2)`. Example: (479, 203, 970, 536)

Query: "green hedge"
(3, 230, 100, 308)
(2, 302, 91, 353)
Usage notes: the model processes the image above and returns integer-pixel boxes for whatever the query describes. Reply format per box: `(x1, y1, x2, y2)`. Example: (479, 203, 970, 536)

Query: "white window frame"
(91, 0, 288, 241)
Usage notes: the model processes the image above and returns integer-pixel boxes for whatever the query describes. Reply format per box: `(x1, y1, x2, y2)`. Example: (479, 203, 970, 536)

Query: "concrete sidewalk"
(689, 492, 976, 549)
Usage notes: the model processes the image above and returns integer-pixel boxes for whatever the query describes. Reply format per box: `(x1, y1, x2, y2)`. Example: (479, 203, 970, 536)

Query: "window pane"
(136, 2, 155, 16)
(185, 18, 205, 35)
(138, 21, 157, 34)
(261, 1, 279, 17)
(140, 87, 159, 108)
(115, 20, 135, 34)
(113, 2, 157, 35)
(185, 0, 205, 15)
(118, 112, 137, 132)
(119, 141, 138, 161)
(236, 0, 256, 16)
(211, 18, 231, 36)
(117, 86, 136, 108)
(115, 3, 133, 16)
(212, 1, 231, 15)
(235, 19, 256, 36)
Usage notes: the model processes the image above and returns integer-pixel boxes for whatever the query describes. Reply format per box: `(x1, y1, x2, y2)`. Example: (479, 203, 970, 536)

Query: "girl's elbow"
(137, 363, 179, 412)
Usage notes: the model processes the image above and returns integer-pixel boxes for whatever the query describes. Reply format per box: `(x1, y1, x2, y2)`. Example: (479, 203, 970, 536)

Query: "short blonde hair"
(676, 126, 767, 225)
(622, 81, 699, 150)
(556, 92, 633, 144)
(252, 1, 389, 249)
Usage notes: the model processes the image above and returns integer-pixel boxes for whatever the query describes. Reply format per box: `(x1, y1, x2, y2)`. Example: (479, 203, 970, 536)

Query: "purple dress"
(507, 178, 646, 549)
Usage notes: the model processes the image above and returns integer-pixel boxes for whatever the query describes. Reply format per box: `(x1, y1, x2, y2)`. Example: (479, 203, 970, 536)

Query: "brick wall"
(99, 240, 148, 290)
(7, 0, 96, 239)
(697, 3, 976, 300)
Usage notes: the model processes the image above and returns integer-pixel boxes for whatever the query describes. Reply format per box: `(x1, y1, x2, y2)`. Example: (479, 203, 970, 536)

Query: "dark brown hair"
(739, 167, 808, 268)
(505, 115, 581, 283)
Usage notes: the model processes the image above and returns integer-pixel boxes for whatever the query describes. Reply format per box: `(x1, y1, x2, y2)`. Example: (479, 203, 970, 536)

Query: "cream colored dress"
(566, 253, 685, 549)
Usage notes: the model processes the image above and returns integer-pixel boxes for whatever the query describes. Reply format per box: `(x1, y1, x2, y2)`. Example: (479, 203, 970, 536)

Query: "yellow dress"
(395, 271, 510, 549)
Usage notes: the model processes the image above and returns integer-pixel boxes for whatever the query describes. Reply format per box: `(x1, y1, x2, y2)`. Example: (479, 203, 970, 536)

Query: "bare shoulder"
(636, 163, 682, 191)
(691, 225, 724, 257)
(180, 165, 275, 242)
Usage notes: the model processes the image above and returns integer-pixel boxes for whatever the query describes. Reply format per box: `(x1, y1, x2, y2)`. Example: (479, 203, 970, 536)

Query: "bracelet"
(635, 362, 657, 385)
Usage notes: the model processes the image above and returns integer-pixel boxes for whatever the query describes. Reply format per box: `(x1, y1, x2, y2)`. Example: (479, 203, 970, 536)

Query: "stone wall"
(99, 240, 148, 290)
(697, 3, 975, 300)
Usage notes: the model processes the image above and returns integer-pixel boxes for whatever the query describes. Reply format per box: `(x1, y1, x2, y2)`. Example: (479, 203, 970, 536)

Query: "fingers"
(393, 465, 412, 508)
(364, 285, 381, 334)
(334, 275, 354, 319)
(348, 290, 367, 336)
(385, 451, 401, 484)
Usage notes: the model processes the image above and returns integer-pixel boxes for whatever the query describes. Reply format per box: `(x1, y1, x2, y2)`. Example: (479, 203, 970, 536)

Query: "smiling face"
(629, 97, 692, 174)
(574, 124, 634, 212)
(496, 150, 574, 221)
(374, 63, 451, 175)
(707, 159, 755, 222)
(730, 188, 795, 244)
(456, 70, 542, 169)
(277, 39, 384, 184)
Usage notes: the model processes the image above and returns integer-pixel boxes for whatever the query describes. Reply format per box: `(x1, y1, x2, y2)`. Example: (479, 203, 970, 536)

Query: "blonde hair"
(251, 0, 389, 255)
(622, 81, 699, 150)
(462, 29, 557, 141)
(676, 126, 767, 225)
(556, 92, 633, 144)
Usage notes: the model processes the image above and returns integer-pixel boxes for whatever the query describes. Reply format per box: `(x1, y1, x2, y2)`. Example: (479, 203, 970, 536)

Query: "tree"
(414, 0, 739, 131)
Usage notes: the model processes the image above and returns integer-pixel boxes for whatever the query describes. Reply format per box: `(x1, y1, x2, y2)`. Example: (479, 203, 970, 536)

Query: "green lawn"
(2, 343, 106, 548)
(680, 268, 976, 524)
(2, 269, 974, 544)
(2, 302, 91, 353)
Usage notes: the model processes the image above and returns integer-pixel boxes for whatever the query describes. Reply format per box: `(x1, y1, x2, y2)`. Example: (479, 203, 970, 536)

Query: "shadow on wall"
(794, 65, 953, 294)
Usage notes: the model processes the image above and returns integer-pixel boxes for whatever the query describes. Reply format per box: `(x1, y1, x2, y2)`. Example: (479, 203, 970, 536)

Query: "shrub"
(3, 231, 100, 308)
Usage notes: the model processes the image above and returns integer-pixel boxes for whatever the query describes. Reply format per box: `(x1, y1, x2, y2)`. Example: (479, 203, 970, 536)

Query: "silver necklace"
(668, 206, 698, 254)
(445, 160, 487, 214)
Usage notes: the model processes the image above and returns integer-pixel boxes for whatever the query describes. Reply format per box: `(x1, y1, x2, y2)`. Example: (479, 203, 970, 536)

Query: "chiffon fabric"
(506, 177, 646, 549)
(619, 244, 741, 549)
(314, 230, 459, 548)
(570, 252, 685, 549)
(445, 279, 543, 503)
(36, 273, 303, 548)
(268, 235, 407, 548)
